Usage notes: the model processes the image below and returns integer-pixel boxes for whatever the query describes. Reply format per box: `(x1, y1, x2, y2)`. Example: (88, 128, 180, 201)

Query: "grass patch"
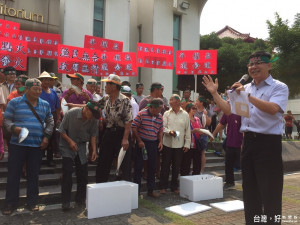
(283, 185, 300, 192)
(139, 198, 195, 225)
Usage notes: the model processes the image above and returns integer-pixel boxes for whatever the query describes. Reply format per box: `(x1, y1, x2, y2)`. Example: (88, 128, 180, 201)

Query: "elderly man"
(2, 78, 54, 215)
(60, 73, 93, 104)
(160, 94, 190, 194)
(96, 74, 133, 183)
(132, 98, 163, 197)
(86, 78, 102, 101)
(38, 72, 61, 166)
(1, 66, 17, 106)
(58, 100, 99, 211)
(203, 51, 289, 224)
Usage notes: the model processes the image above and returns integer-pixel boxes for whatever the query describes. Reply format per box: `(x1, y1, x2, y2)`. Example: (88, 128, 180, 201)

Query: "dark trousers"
(5, 144, 42, 206)
(159, 146, 183, 191)
(96, 128, 131, 183)
(225, 146, 241, 184)
(61, 156, 88, 204)
(242, 133, 283, 225)
(133, 140, 158, 192)
(180, 148, 202, 176)
(44, 112, 59, 162)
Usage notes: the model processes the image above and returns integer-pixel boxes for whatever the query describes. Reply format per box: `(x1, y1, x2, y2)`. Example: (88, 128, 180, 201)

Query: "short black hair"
(121, 80, 131, 87)
(150, 82, 162, 92)
(249, 51, 271, 60)
(136, 83, 144, 89)
(149, 98, 163, 108)
(185, 102, 195, 113)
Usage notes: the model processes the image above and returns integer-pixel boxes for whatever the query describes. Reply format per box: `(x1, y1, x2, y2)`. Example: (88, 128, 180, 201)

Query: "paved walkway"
(1, 172, 300, 225)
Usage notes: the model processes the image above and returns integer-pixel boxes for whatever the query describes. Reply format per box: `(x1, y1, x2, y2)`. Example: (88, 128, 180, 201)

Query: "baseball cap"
(101, 74, 121, 85)
(121, 85, 132, 94)
(86, 100, 101, 119)
(67, 73, 84, 82)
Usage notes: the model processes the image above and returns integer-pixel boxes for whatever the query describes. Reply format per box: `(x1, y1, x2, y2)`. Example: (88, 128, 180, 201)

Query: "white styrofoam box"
(210, 200, 244, 212)
(114, 181, 138, 209)
(87, 182, 132, 219)
(180, 174, 223, 201)
(166, 202, 211, 216)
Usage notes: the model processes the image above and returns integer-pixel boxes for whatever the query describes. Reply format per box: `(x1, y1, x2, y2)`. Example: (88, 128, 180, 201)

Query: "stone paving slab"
(0, 172, 299, 225)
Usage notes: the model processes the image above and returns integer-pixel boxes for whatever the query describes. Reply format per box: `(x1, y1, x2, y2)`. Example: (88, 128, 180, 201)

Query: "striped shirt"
(132, 109, 163, 141)
(4, 95, 54, 147)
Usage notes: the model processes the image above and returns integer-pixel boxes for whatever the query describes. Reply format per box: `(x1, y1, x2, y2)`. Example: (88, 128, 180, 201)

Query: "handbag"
(25, 100, 44, 128)
(190, 122, 208, 151)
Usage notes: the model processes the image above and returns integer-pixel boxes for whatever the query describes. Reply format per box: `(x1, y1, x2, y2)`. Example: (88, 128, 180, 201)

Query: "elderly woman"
(181, 102, 206, 176)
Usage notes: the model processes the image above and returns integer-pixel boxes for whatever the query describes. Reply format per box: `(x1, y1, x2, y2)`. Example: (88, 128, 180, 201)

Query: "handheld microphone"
(230, 74, 250, 92)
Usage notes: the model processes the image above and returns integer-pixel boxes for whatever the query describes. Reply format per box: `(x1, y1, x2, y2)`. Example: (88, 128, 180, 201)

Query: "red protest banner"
(176, 50, 217, 75)
(97, 52, 137, 76)
(84, 35, 123, 52)
(57, 44, 137, 76)
(18, 30, 60, 58)
(0, 19, 20, 39)
(57, 44, 99, 75)
(136, 43, 173, 69)
(0, 37, 27, 70)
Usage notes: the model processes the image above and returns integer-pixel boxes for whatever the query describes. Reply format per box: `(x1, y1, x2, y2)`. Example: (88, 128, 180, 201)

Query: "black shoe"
(62, 202, 72, 211)
(223, 183, 235, 190)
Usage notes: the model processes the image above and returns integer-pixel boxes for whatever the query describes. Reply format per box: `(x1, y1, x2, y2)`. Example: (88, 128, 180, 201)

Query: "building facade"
(1, 0, 207, 99)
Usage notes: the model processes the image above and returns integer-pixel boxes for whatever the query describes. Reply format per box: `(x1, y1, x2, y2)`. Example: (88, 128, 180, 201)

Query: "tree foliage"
(267, 13, 300, 98)
(200, 34, 271, 94)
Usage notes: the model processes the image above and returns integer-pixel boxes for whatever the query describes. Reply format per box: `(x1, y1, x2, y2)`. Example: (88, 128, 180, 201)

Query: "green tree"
(200, 32, 222, 50)
(267, 13, 300, 98)
(199, 33, 271, 94)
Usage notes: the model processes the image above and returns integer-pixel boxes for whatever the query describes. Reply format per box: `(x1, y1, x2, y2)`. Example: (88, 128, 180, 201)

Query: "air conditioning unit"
(173, 0, 190, 13)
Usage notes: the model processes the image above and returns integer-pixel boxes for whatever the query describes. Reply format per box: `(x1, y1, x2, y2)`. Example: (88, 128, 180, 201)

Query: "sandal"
(27, 205, 39, 212)
(2, 205, 16, 215)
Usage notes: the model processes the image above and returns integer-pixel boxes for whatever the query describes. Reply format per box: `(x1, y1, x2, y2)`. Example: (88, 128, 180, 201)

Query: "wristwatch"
(248, 93, 251, 98)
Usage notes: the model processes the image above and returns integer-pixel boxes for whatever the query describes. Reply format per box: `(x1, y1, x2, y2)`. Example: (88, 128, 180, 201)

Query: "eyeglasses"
(70, 78, 80, 81)
(191, 107, 197, 110)
(247, 61, 266, 67)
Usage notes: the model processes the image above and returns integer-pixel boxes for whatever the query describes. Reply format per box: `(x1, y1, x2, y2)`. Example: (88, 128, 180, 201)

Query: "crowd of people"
(0, 50, 292, 224)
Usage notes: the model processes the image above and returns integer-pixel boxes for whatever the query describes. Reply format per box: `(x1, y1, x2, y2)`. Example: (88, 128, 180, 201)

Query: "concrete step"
(0, 160, 226, 188)
(0, 170, 242, 206)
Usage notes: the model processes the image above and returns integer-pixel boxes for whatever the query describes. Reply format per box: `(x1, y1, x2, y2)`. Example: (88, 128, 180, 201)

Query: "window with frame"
(93, 0, 104, 37)
(173, 14, 181, 92)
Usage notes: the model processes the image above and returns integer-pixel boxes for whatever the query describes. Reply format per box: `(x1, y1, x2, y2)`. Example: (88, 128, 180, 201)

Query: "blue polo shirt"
(4, 95, 53, 147)
(40, 88, 61, 113)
